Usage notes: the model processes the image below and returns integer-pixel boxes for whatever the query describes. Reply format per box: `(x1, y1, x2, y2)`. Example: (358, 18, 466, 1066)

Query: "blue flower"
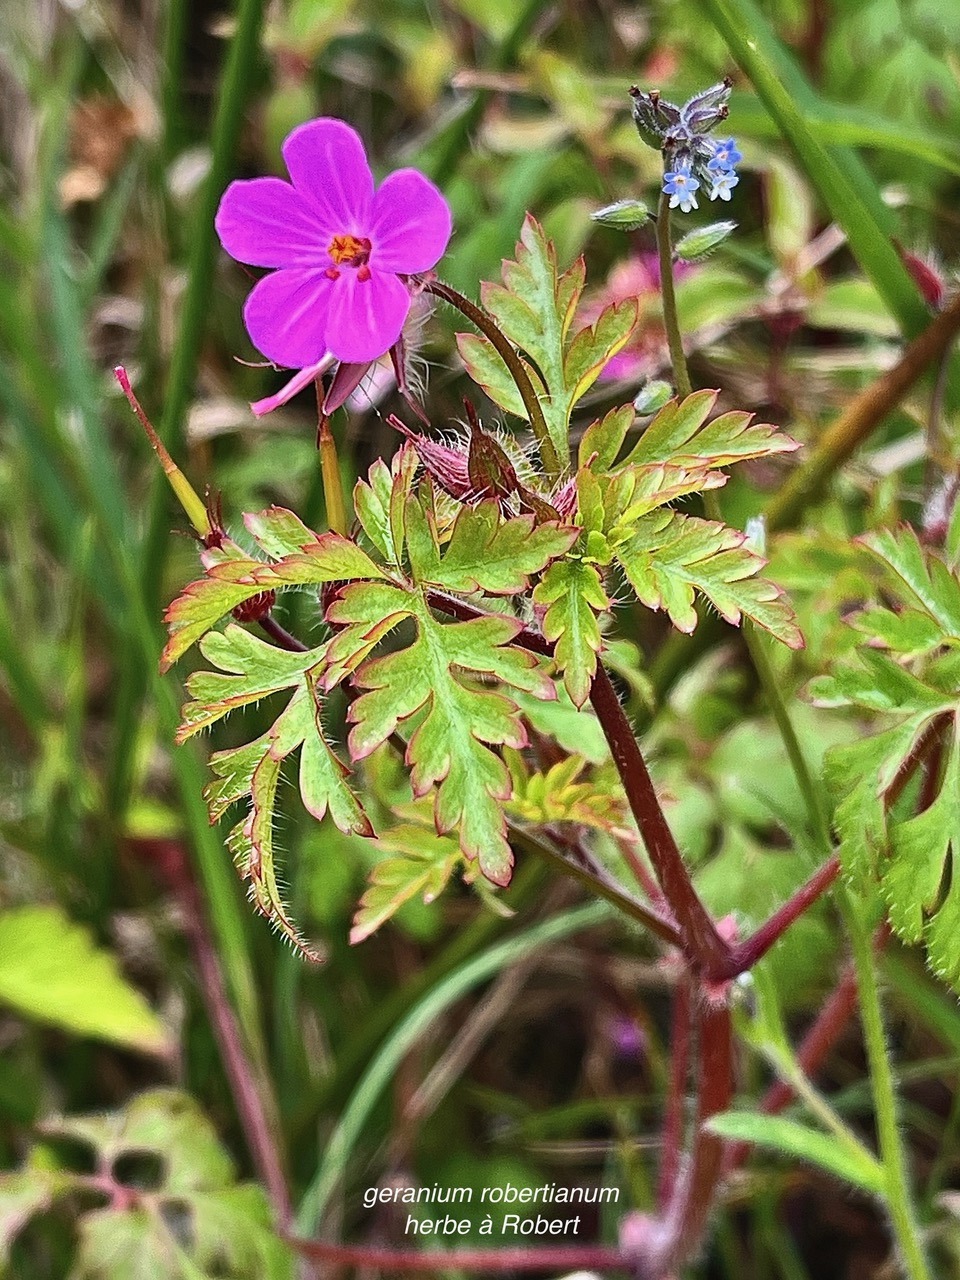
(708, 170, 739, 202)
(707, 137, 742, 172)
(662, 166, 700, 213)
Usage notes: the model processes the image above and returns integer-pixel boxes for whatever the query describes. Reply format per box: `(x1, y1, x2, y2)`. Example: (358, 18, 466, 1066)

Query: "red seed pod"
(319, 579, 345, 619)
(232, 590, 276, 622)
(895, 242, 945, 311)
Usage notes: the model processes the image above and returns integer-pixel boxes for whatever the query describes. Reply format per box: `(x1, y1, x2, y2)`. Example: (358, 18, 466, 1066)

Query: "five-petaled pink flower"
(215, 118, 452, 368)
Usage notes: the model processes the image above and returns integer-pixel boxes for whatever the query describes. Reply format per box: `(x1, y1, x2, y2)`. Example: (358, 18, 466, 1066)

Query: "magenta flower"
(215, 118, 452, 368)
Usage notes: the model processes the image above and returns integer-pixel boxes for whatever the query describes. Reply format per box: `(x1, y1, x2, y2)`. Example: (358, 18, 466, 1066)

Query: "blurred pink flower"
(216, 118, 452, 368)
(580, 250, 694, 383)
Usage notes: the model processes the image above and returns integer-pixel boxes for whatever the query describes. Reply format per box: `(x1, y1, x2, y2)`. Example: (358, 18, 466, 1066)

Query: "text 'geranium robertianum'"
(215, 118, 452, 368)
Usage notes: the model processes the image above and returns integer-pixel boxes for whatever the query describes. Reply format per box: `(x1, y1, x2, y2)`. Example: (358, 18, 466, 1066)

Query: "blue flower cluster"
(629, 79, 742, 214)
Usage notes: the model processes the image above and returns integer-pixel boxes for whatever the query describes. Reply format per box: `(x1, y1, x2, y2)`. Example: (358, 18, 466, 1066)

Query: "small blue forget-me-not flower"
(663, 166, 700, 213)
(629, 78, 742, 215)
(708, 169, 739, 201)
(707, 138, 742, 172)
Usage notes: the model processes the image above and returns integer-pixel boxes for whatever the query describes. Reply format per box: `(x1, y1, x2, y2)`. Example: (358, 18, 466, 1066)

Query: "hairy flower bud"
(674, 220, 737, 262)
(633, 379, 673, 415)
(591, 198, 653, 231)
(232, 590, 276, 623)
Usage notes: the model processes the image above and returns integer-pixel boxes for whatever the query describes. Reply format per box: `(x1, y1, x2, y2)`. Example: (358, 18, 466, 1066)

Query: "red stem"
(657, 975, 691, 1208)
(139, 838, 291, 1223)
(653, 991, 733, 1275)
(429, 590, 732, 972)
(287, 1238, 632, 1273)
(617, 834, 670, 908)
(590, 666, 733, 976)
(722, 854, 841, 978)
(258, 612, 308, 653)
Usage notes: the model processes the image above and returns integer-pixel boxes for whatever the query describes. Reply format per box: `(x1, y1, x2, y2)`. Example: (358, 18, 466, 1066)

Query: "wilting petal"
(243, 268, 333, 368)
(324, 269, 409, 364)
(370, 169, 452, 273)
(250, 353, 336, 417)
(282, 118, 373, 235)
(215, 178, 328, 268)
(323, 360, 373, 413)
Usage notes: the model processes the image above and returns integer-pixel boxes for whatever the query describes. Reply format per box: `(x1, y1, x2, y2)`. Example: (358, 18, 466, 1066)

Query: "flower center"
(327, 233, 370, 264)
(326, 234, 372, 281)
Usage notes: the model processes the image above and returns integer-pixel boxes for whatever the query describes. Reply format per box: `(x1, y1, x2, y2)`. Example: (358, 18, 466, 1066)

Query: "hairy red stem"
(590, 667, 732, 976)
(287, 1237, 632, 1272)
(722, 854, 841, 978)
(633, 991, 733, 1277)
(137, 837, 291, 1223)
(657, 974, 691, 1208)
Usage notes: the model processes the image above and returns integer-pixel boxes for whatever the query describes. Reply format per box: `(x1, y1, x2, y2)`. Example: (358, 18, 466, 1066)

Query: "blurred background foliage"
(2, 0, 960, 1276)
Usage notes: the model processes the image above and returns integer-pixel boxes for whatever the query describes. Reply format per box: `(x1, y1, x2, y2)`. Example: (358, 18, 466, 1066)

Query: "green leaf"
(327, 582, 553, 884)
(352, 445, 420, 569)
(533, 559, 609, 708)
(241, 505, 317, 558)
(616, 511, 803, 647)
(162, 525, 385, 669)
(506, 753, 629, 836)
(177, 627, 327, 740)
(45, 1090, 234, 1192)
(456, 332, 529, 420)
(705, 1112, 885, 1195)
(815, 590, 960, 990)
(66, 1105, 293, 1279)
(511, 683, 608, 765)
(0, 1170, 62, 1265)
(858, 525, 960, 646)
(463, 215, 637, 467)
(350, 825, 463, 943)
(0, 906, 168, 1054)
(180, 626, 371, 959)
(578, 404, 634, 471)
(425, 500, 577, 595)
(623, 390, 798, 470)
(883, 740, 960, 943)
(72, 1208, 177, 1280)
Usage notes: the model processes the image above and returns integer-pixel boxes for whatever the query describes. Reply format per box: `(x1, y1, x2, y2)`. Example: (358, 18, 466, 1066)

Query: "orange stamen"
(327, 233, 372, 268)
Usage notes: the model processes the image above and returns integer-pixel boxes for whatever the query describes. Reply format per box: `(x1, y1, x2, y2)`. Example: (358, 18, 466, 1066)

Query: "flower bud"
(633, 379, 673, 415)
(674, 220, 737, 262)
(232, 590, 276, 623)
(591, 198, 653, 231)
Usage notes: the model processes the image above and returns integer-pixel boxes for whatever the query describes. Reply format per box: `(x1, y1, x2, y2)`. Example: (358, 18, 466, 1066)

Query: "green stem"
(732, 543, 930, 1280)
(842, 893, 932, 1280)
(656, 191, 692, 398)
(425, 278, 562, 478)
(743, 619, 832, 847)
(507, 825, 681, 946)
(315, 387, 348, 536)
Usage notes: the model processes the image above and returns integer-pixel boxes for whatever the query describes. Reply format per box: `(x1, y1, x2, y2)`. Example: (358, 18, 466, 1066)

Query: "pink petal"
(323, 269, 410, 364)
(282, 118, 373, 234)
(215, 178, 329, 268)
(250, 353, 336, 417)
(370, 169, 452, 273)
(242, 268, 333, 369)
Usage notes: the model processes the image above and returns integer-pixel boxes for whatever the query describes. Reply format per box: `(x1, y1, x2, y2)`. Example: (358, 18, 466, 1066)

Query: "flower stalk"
(655, 192, 692, 399)
(315, 383, 349, 537)
(425, 278, 563, 478)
